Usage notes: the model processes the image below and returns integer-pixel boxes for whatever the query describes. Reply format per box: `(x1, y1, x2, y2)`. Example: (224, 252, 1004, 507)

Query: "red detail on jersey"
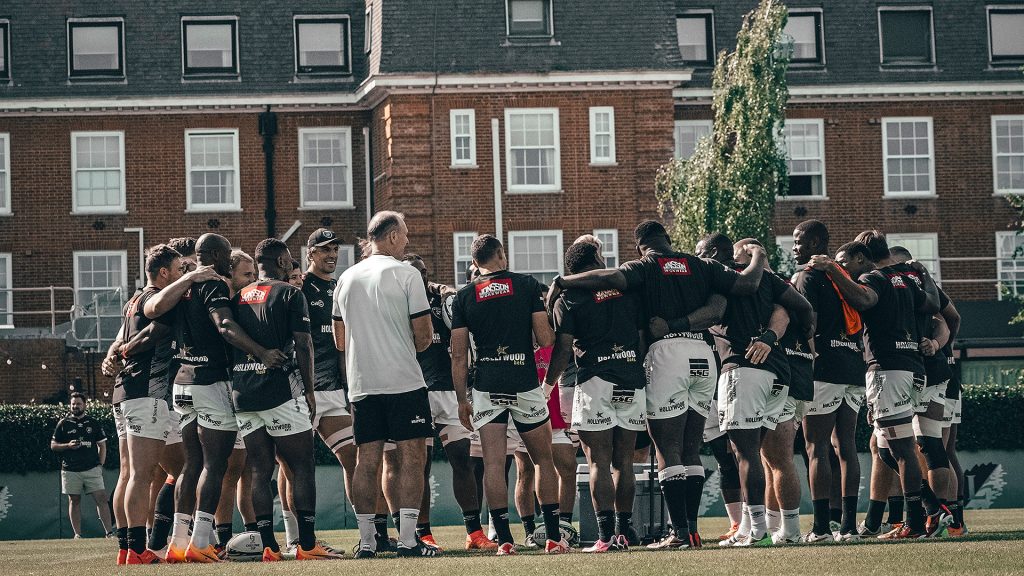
(658, 257, 692, 276)
(593, 289, 624, 303)
(239, 284, 272, 304)
(886, 274, 908, 288)
(475, 278, 514, 302)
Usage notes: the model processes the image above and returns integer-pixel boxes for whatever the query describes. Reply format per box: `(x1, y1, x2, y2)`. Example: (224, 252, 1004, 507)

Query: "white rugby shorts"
(718, 367, 788, 431)
(644, 338, 717, 420)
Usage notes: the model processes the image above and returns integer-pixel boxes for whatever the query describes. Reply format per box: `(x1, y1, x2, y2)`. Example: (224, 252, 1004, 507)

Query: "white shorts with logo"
(114, 398, 171, 441)
(429, 390, 473, 446)
(312, 389, 350, 430)
(237, 397, 313, 438)
(571, 377, 646, 432)
(943, 397, 962, 426)
(644, 338, 717, 420)
(915, 382, 947, 414)
(718, 367, 789, 431)
(804, 381, 866, 416)
(165, 407, 183, 445)
(471, 387, 550, 429)
(865, 370, 920, 422)
(558, 385, 575, 425)
(703, 395, 726, 442)
(774, 396, 806, 426)
(173, 381, 238, 432)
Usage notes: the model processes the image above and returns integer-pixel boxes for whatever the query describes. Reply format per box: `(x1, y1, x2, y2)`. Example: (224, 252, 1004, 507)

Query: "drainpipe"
(363, 126, 373, 222)
(259, 106, 278, 238)
(124, 227, 144, 290)
(491, 118, 503, 241)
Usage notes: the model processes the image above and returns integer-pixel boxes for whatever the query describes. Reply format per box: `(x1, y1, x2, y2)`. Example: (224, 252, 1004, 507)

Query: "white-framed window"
(674, 120, 712, 160)
(453, 232, 476, 287)
(505, 108, 561, 193)
(0, 253, 11, 328)
(775, 236, 797, 278)
(364, 3, 373, 53)
(0, 133, 9, 215)
(0, 20, 9, 80)
(67, 19, 125, 78)
(589, 107, 616, 165)
(298, 127, 353, 209)
(181, 17, 239, 76)
(71, 131, 125, 214)
(997, 231, 1024, 299)
(293, 15, 351, 75)
(676, 11, 715, 66)
(594, 229, 618, 268)
(988, 7, 1024, 63)
(785, 10, 824, 65)
(508, 230, 563, 285)
(878, 6, 935, 65)
(781, 119, 826, 198)
(73, 251, 127, 348)
(993, 115, 1024, 194)
(185, 129, 241, 211)
(301, 244, 354, 281)
(506, 0, 553, 37)
(450, 109, 477, 167)
(887, 232, 941, 283)
(882, 117, 934, 197)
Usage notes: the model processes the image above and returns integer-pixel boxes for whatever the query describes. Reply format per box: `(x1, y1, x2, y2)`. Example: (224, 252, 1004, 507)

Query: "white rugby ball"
(532, 520, 581, 547)
(225, 531, 264, 562)
(441, 293, 456, 329)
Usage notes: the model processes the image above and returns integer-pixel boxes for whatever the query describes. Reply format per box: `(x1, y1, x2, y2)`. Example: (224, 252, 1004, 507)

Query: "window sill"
(775, 195, 827, 201)
(502, 37, 560, 47)
(788, 63, 826, 71)
(0, 211, 11, 217)
(292, 74, 355, 84)
(181, 75, 241, 83)
(184, 207, 243, 214)
(879, 64, 938, 72)
(506, 189, 562, 195)
(67, 76, 127, 85)
(297, 205, 355, 211)
(882, 193, 936, 200)
(450, 164, 479, 170)
(590, 161, 618, 168)
(70, 209, 128, 216)
(993, 191, 1024, 197)
(988, 61, 1024, 69)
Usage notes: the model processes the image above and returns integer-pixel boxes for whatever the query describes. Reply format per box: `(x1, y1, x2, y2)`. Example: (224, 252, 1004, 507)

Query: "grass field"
(2, 509, 1022, 576)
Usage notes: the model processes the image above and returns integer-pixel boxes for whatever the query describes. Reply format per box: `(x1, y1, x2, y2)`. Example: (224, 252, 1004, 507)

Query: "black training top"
(553, 287, 645, 389)
(173, 279, 232, 386)
(52, 415, 106, 472)
(776, 274, 814, 401)
(302, 273, 345, 392)
(113, 287, 175, 405)
(230, 280, 310, 412)
(713, 268, 791, 381)
(858, 266, 926, 373)
(791, 266, 866, 386)
(418, 292, 455, 391)
(451, 270, 544, 393)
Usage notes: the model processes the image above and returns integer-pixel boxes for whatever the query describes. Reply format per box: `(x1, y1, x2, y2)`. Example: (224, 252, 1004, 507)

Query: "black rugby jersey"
(791, 266, 865, 386)
(52, 415, 106, 472)
(417, 293, 455, 391)
(302, 273, 345, 392)
(712, 269, 791, 381)
(859, 266, 926, 373)
(113, 287, 175, 405)
(173, 279, 232, 386)
(776, 275, 813, 401)
(553, 287, 645, 389)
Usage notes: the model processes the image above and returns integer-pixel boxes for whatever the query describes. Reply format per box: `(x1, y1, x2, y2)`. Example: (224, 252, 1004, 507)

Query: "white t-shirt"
(333, 254, 430, 401)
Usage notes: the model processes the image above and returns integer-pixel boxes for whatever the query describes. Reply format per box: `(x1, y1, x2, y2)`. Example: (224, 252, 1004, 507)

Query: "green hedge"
(1, 384, 1022, 474)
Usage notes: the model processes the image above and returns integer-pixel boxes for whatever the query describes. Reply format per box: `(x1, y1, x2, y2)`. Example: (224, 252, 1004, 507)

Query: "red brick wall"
(0, 339, 108, 404)
(676, 99, 1023, 302)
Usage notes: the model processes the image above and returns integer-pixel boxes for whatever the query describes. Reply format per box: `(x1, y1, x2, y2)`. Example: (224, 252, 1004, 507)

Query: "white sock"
(190, 511, 215, 549)
(487, 523, 496, 541)
(170, 513, 192, 550)
(725, 502, 743, 526)
(355, 513, 376, 550)
(738, 503, 751, 537)
(782, 508, 801, 538)
(282, 510, 299, 544)
(399, 508, 420, 548)
(766, 509, 781, 533)
(748, 505, 767, 539)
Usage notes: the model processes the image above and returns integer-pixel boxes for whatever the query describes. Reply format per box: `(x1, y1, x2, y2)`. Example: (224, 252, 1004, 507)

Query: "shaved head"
(196, 233, 232, 275)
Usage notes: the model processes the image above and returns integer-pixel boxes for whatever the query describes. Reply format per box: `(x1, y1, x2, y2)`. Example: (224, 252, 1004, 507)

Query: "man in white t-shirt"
(332, 211, 437, 558)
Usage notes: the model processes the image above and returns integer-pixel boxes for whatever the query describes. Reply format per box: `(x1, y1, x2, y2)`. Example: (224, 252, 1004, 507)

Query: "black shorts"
(351, 387, 433, 445)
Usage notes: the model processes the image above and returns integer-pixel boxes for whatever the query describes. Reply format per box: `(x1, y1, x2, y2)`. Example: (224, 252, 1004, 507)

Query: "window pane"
(186, 24, 233, 68)
(674, 122, 712, 159)
(991, 12, 1024, 58)
(677, 17, 708, 62)
(298, 22, 344, 67)
(72, 25, 119, 70)
(880, 11, 932, 63)
(785, 15, 818, 60)
(0, 27, 6, 72)
(509, 0, 548, 34)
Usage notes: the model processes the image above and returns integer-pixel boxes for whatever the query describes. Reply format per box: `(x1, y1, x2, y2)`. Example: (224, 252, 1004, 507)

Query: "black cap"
(307, 228, 341, 248)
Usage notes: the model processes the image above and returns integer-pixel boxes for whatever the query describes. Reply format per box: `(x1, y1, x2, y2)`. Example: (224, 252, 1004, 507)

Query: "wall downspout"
(259, 106, 278, 238)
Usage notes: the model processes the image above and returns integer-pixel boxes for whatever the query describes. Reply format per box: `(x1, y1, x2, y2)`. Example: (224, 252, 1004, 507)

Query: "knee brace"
(916, 436, 950, 470)
(877, 447, 900, 472)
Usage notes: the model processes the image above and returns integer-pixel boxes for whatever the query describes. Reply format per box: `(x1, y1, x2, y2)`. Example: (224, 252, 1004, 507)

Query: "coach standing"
(332, 211, 438, 558)
(51, 392, 113, 538)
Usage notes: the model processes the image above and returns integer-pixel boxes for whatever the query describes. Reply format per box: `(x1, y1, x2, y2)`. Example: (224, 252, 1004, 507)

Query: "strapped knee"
(916, 436, 950, 470)
(877, 447, 900, 472)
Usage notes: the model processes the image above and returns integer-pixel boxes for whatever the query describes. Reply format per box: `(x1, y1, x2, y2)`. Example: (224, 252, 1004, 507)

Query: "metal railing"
(0, 286, 126, 350)
(0, 286, 77, 333)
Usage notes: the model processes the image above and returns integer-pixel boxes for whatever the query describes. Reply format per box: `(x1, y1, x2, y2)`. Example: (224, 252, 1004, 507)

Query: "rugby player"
(791, 221, 866, 542)
(288, 259, 304, 288)
(546, 241, 645, 552)
(333, 211, 439, 558)
(450, 234, 565, 555)
(810, 233, 939, 540)
(548, 221, 765, 549)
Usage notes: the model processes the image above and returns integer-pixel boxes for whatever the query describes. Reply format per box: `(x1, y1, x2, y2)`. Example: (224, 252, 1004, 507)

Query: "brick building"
(1, 0, 1023, 399)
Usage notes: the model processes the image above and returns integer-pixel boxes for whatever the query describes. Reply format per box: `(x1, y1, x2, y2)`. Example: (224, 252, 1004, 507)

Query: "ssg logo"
(658, 258, 692, 276)
(476, 279, 514, 302)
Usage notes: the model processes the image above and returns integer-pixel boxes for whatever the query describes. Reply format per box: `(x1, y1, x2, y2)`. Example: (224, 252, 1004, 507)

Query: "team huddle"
(101, 211, 968, 564)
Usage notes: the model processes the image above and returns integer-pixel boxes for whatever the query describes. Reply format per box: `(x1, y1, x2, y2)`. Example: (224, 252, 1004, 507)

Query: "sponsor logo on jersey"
(593, 289, 623, 303)
(596, 346, 638, 363)
(476, 278, 514, 302)
(829, 338, 860, 351)
(320, 325, 333, 334)
(410, 415, 426, 425)
(886, 274, 907, 288)
(309, 299, 325, 308)
(658, 257, 692, 276)
(239, 285, 272, 304)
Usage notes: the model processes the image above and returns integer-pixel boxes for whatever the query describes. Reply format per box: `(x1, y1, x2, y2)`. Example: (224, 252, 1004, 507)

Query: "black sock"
(684, 473, 706, 534)
(614, 511, 633, 536)
(864, 499, 886, 532)
(905, 493, 925, 532)
(147, 483, 175, 550)
(296, 510, 316, 551)
(559, 512, 573, 524)
(492, 508, 514, 545)
(541, 503, 561, 543)
(521, 514, 537, 537)
(659, 474, 689, 534)
(921, 481, 941, 516)
(215, 523, 233, 548)
(373, 514, 389, 538)
(116, 526, 128, 552)
(257, 515, 279, 553)
(126, 526, 146, 554)
(812, 499, 831, 535)
(597, 510, 615, 543)
(949, 500, 964, 528)
(244, 522, 258, 532)
(463, 510, 482, 535)
(829, 507, 842, 524)
(886, 496, 904, 524)
(391, 511, 401, 529)
(841, 496, 858, 534)
(416, 523, 432, 538)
